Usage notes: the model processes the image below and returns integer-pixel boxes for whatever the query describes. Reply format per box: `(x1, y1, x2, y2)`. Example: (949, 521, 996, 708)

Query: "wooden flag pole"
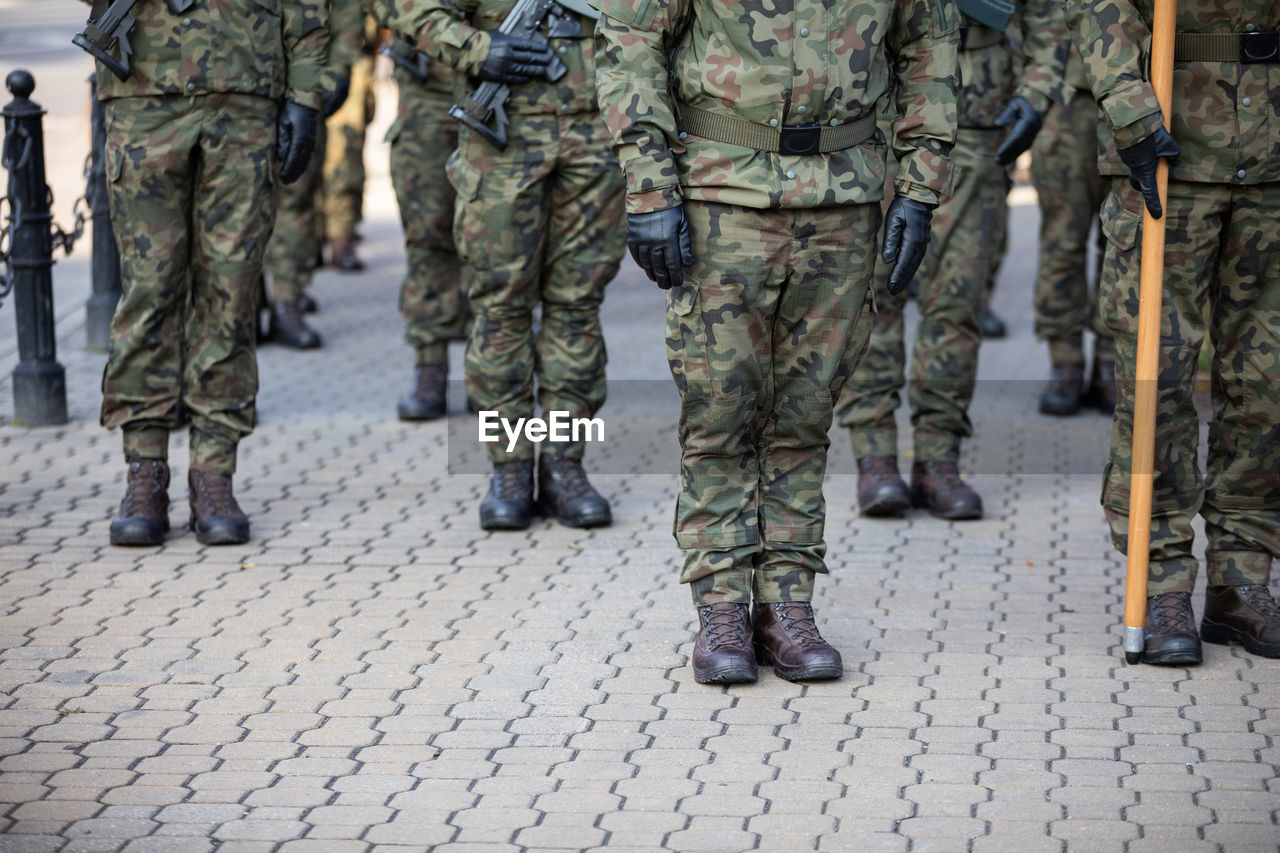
(1123, 0, 1178, 665)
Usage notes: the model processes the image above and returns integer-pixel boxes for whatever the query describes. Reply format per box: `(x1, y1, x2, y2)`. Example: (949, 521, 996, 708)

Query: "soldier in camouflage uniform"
(385, 0, 626, 530)
(322, 7, 380, 271)
(263, 0, 367, 350)
(89, 0, 327, 547)
(596, 0, 960, 683)
(837, 0, 1067, 522)
(376, 31, 467, 421)
(1032, 32, 1116, 416)
(1066, 0, 1280, 664)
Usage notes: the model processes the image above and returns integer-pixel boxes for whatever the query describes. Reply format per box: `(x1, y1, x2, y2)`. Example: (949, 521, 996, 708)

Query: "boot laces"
(925, 461, 967, 492)
(773, 603, 825, 646)
(123, 460, 165, 514)
(1149, 592, 1196, 633)
(195, 472, 238, 514)
(414, 363, 446, 397)
(493, 461, 532, 498)
(701, 605, 748, 650)
(545, 456, 592, 498)
(1238, 585, 1280, 622)
(859, 456, 899, 479)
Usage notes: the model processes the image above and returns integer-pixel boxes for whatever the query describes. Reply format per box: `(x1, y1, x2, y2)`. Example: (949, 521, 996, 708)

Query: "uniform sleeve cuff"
(624, 186, 682, 215)
(1113, 111, 1165, 150)
(1102, 82, 1162, 140)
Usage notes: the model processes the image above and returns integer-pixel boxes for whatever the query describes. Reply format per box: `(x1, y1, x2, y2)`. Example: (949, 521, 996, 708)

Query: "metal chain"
(0, 195, 14, 307)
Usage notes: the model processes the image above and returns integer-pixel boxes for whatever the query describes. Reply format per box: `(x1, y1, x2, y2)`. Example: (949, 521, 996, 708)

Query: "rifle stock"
(73, 0, 139, 82)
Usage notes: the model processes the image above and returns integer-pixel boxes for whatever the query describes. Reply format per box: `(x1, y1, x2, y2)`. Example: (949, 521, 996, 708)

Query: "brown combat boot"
(1201, 585, 1280, 659)
(479, 459, 536, 530)
(692, 603, 757, 684)
(538, 454, 611, 528)
(1039, 362, 1085, 416)
(188, 470, 250, 545)
(328, 235, 365, 272)
(857, 455, 910, 517)
(269, 300, 322, 349)
(397, 362, 447, 421)
(1081, 359, 1117, 414)
(109, 458, 170, 546)
(1142, 591, 1202, 665)
(911, 460, 983, 520)
(753, 602, 843, 681)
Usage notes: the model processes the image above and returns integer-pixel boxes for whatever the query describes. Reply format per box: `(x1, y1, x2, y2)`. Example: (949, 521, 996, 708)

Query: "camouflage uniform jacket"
(84, 0, 329, 112)
(593, 0, 961, 213)
(380, 0, 602, 116)
(331, 0, 372, 74)
(1065, 0, 1280, 183)
(956, 0, 1070, 127)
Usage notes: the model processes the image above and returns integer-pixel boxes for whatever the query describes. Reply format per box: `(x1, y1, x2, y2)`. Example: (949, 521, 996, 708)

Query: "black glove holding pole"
(881, 197, 934, 296)
(627, 206, 695, 290)
(277, 100, 318, 184)
(1118, 125, 1181, 219)
(321, 72, 350, 119)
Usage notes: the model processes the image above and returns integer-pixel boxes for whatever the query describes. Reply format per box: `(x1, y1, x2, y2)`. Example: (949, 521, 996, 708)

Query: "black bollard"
(84, 73, 121, 352)
(3, 69, 67, 426)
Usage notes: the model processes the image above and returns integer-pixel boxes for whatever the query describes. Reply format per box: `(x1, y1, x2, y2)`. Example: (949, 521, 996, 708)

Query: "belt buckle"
(779, 122, 822, 156)
(1241, 30, 1279, 63)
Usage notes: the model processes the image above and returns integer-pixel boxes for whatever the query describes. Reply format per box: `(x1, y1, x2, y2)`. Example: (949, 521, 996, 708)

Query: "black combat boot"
(978, 306, 1007, 339)
(1143, 591, 1202, 665)
(1081, 359, 1117, 414)
(1201, 585, 1280, 659)
(753, 602, 843, 681)
(188, 470, 250, 545)
(537, 454, 611, 528)
(1040, 362, 1085, 415)
(911, 460, 983, 520)
(857, 455, 910, 517)
(479, 459, 536, 530)
(269, 300, 322, 349)
(692, 603, 757, 684)
(109, 458, 170, 546)
(297, 293, 318, 314)
(397, 362, 447, 421)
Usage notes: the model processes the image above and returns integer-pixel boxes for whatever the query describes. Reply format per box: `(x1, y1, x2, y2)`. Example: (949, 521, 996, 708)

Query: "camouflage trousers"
(322, 54, 375, 241)
(673, 201, 878, 606)
(1100, 179, 1279, 594)
(1030, 88, 1112, 367)
(101, 94, 277, 473)
(837, 128, 1009, 462)
(266, 127, 326, 304)
(390, 76, 465, 365)
(450, 111, 625, 463)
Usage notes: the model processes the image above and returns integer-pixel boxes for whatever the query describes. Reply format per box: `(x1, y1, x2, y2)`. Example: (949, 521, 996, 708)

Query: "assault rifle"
(448, 0, 570, 150)
(73, 0, 141, 81)
(380, 35, 432, 84)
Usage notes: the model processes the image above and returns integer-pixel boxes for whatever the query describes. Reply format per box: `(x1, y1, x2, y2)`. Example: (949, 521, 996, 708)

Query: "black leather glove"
(881, 197, 934, 296)
(476, 31, 556, 85)
(1118, 125, 1181, 219)
(994, 96, 1043, 166)
(321, 72, 350, 119)
(627, 207, 695, 290)
(277, 100, 319, 184)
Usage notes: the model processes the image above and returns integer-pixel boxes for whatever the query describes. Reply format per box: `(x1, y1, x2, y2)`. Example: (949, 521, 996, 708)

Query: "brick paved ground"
(2, 4, 1278, 851)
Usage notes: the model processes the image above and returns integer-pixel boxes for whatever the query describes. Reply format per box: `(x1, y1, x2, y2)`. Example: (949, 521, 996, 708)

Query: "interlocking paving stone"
(2, 14, 1279, 851)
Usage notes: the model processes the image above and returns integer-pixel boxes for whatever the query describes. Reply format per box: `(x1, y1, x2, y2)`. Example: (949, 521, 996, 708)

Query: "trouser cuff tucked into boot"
(189, 428, 239, 474)
(1206, 549, 1272, 589)
(1048, 336, 1084, 367)
(1143, 558, 1198, 596)
(848, 427, 899, 462)
(685, 550, 753, 606)
(122, 426, 169, 462)
(415, 342, 449, 366)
